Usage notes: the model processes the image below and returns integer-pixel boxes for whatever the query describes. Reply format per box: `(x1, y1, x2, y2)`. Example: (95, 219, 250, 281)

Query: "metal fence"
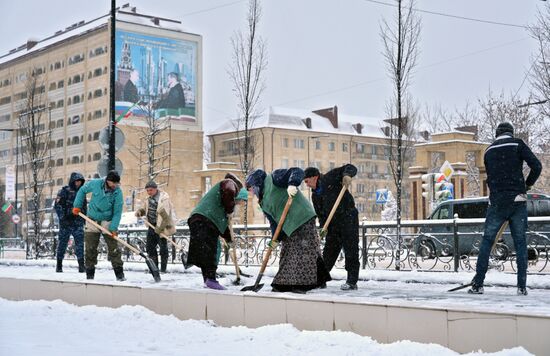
(3, 217, 550, 274)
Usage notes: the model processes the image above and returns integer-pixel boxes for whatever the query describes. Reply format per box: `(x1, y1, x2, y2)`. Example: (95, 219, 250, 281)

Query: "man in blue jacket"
(469, 122, 542, 296)
(54, 172, 86, 273)
(72, 171, 125, 281)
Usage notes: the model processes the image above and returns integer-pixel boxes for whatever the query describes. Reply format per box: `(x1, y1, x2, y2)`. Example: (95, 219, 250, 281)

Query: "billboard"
(115, 27, 199, 124)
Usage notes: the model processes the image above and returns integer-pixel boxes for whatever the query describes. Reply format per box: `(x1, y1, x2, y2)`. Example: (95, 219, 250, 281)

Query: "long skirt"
(272, 218, 331, 292)
(187, 216, 219, 280)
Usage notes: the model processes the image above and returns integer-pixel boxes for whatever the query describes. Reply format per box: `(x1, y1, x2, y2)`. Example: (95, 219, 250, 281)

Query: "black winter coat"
(311, 164, 357, 227)
(54, 172, 87, 227)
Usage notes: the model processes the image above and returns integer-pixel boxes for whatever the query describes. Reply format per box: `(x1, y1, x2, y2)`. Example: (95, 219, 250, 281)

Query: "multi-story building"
(0, 8, 203, 229)
(208, 106, 402, 222)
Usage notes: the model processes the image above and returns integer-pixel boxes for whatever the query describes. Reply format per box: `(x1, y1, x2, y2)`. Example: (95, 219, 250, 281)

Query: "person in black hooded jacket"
(54, 172, 87, 273)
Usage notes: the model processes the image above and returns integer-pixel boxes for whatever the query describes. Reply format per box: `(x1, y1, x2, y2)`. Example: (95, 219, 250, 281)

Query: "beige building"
(208, 106, 401, 222)
(408, 131, 489, 220)
(0, 9, 203, 228)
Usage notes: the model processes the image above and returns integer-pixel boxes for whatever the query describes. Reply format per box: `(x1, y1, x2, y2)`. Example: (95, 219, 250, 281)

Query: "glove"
(287, 185, 298, 197)
(268, 240, 279, 249)
(72, 207, 81, 216)
(319, 229, 328, 239)
(342, 175, 352, 187)
(110, 231, 118, 239)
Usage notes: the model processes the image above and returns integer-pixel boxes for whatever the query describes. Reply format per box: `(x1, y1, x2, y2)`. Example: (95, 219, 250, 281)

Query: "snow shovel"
(241, 196, 293, 292)
(318, 184, 349, 239)
(447, 221, 509, 292)
(142, 219, 187, 269)
(79, 213, 161, 282)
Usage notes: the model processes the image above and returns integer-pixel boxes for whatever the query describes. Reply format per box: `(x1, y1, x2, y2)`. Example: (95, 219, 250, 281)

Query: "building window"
(329, 161, 335, 170)
(0, 114, 10, 122)
(294, 138, 304, 149)
(56, 139, 63, 148)
(56, 178, 63, 185)
(93, 89, 103, 98)
(93, 152, 101, 161)
(356, 143, 365, 153)
(57, 80, 64, 88)
(315, 140, 321, 150)
(56, 100, 64, 108)
(293, 160, 305, 169)
(356, 184, 365, 193)
(342, 143, 348, 152)
(281, 159, 289, 168)
(0, 96, 11, 105)
(56, 119, 64, 128)
(282, 137, 288, 148)
(328, 142, 335, 151)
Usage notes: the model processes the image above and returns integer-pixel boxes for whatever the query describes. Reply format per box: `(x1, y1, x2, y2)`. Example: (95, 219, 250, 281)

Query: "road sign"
(440, 160, 454, 180)
(97, 157, 123, 177)
(11, 214, 20, 224)
(98, 126, 125, 152)
(376, 189, 389, 204)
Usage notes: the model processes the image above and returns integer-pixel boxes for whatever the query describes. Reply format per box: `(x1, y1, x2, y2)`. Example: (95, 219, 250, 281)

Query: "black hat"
(105, 170, 121, 183)
(145, 180, 157, 189)
(304, 167, 320, 179)
(496, 122, 514, 137)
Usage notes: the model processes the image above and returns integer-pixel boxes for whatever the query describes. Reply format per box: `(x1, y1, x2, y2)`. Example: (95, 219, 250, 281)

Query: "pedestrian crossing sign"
(376, 189, 388, 204)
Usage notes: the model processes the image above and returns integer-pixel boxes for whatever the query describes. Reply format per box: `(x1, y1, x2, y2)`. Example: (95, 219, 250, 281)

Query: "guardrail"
(7, 217, 550, 273)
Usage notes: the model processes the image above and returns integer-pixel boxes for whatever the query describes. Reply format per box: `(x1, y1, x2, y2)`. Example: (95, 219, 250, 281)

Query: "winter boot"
(341, 282, 358, 291)
(77, 259, 85, 273)
(86, 267, 95, 280)
(205, 279, 226, 290)
(517, 287, 528, 296)
(468, 284, 484, 294)
(56, 259, 63, 273)
(160, 256, 167, 273)
(114, 266, 126, 281)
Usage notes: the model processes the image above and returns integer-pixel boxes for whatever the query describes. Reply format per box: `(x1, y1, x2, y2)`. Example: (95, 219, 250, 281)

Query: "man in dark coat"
(54, 172, 86, 273)
(123, 70, 139, 103)
(156, 72, 186, 110)
(187, 173, 243, 290)
(246, 168, 331, 293)
(469, 122, 542, 296)
(303, 164, 360, 290)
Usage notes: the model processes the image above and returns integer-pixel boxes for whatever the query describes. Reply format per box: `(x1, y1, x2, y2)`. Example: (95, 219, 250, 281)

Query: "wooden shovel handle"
(258, 197, 293, 275)
(142, 219, 180, 249)
(491, 221, 509, 253)
(79, 212, 141, 255)
(321, 184, 348, 233)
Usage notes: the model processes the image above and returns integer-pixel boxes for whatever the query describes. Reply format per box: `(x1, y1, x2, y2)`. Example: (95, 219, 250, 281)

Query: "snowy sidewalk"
(2, 259, 550, 316)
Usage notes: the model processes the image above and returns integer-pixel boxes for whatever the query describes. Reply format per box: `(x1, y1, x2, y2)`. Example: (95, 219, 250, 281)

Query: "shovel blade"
(143, 256, 161, 282)
(240, 283, 264, 292)
(447, 283, 472, 292)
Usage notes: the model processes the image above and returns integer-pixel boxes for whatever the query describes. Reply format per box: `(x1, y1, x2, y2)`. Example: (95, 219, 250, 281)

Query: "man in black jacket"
(469, 122, 542, 296)
(304, 164, 360, 290)
(54, 172, 86, 273)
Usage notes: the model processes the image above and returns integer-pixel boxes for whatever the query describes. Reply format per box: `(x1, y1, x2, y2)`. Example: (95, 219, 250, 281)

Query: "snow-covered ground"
(0, 298, 533, 356)
(2, 259, 550, 316)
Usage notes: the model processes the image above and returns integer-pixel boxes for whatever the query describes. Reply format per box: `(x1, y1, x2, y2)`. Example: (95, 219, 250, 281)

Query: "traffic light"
(421, 173, 434, 200)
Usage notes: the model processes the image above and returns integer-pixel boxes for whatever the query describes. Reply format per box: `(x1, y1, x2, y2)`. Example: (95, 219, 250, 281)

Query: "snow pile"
(0, 298, 532, 356)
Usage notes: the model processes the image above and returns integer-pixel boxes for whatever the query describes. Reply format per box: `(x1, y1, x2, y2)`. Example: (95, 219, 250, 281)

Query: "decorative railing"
(8, 217, 550, 274)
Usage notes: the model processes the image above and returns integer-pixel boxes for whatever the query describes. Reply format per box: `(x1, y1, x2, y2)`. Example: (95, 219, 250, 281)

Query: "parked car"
(414, 193, 550, 258)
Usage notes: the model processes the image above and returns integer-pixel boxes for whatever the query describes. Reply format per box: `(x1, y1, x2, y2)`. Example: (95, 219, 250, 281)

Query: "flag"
(115, 102, 138, 125)
(2, 202, 13, 213)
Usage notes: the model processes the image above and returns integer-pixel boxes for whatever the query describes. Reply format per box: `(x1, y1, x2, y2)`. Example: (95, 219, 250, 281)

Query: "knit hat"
(105, 170, 121, 183)
(145, 180, 157, 189)
(496, 122, 514, 137)
(224, 173, 243, 190)
(236, 187, 249, 201)
(304, 167, 320, 179)
(245, 169, 267, 189)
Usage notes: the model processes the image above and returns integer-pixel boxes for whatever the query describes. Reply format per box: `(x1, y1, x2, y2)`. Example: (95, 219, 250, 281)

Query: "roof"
(208, 106, 389, 139)
(0, 8, 196, 67)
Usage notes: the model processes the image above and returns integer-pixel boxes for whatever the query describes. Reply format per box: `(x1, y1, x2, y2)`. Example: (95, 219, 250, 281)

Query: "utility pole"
(108, 0, 116, 171)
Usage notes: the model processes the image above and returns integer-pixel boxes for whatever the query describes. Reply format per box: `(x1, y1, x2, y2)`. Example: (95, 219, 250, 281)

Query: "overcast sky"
(0, 0, 546, 133)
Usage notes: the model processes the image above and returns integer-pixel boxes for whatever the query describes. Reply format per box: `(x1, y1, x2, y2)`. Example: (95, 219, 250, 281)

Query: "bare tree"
(420, 103, 453, 134)
(124, 98, 172, 190)
(380, 0, 421, 270)
(228, 0, 267, 178)
(18, 69, 53, 258)
(477, 89, 543, 146)
(528, 3, 550, 120)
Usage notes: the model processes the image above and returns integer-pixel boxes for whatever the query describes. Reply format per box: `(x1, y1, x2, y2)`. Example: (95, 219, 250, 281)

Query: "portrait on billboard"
(115, 29, 198, 123)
